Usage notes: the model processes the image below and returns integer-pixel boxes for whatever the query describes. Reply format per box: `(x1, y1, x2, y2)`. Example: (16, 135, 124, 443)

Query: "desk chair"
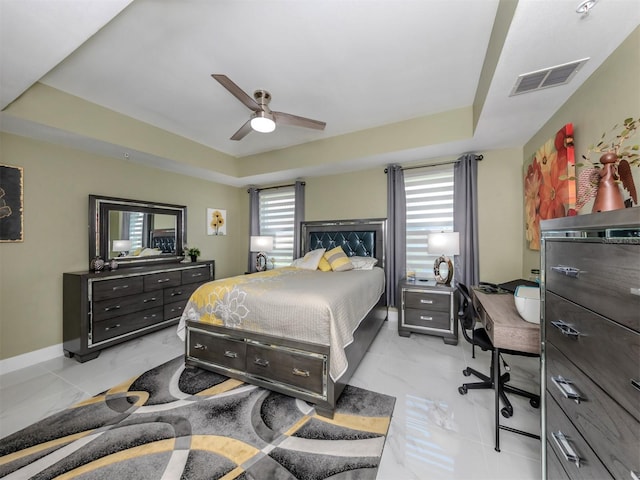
(456, 283, 540, 418)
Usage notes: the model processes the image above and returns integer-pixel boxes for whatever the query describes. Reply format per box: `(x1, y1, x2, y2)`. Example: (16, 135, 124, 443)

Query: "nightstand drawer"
(404, 290, 450, 312)
(403, 308, 451, 330)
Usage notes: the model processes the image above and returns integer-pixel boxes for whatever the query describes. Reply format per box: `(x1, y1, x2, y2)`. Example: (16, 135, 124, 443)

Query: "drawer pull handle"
(420, 315, 433, 321)
(551, 265, 581, 278)
(191, 273, 203, 277)
(194, 343, 207, 350)
(104, 305, 121, 312)
(112, 284, 129, 291)
(293, 368, 310, 377)
(552, 375, 583, 403)
(157, 278, 171, 283)
(551, 320, 581, 338)
(171, 291, 183, 297)
(631, 379, 640, 393)
(552, 431, 581, 468)
(631, 471, 640, 480)
(224, 350, 238, 358)
(143, 314, 157, 320)
(143, 297, 158, 303)
(254, 358, 269, 367)
(420, 299, 433, 304)
(105, 323, 121, 331)
(631, 288, 640, 297)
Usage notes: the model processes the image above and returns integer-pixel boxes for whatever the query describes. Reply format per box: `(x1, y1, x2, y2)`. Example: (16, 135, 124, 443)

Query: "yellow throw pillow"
(318, 256, 332, 271)
(324, 246, 353, 272)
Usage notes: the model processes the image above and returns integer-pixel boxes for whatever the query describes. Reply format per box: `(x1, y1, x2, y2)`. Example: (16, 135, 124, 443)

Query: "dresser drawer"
(545, 241, 640, 332)
(92, 306, 164, 343)
(546, 292, 640, 421)
(182, 265, 211, 284)
(188, 330, 246, 371)
(404, 290, 450, 312)
(93, 291, 162, 321)
(546, 343, 640, 476)
(546, 394, 613, 479)
(92, 276, 143, 301)
(403, 308, 451, 330)
(164, 282, 201, 304)
(246, 343, 326, 396)
(144, 270, 181, 291)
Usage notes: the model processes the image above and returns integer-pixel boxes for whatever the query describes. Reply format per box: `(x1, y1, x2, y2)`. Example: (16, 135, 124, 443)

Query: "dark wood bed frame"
(184, 218, 387, 417)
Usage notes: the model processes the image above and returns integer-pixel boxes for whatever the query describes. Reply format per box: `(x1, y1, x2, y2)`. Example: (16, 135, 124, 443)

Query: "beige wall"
(522, 26, 640, 275)
(0, 133, 245, 360)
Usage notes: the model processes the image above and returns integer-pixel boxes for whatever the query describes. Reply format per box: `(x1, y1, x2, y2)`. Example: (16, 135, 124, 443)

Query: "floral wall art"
(207, 208, 226, 235)
(524, 124, 576, 251)
(0, 164, 24, 242)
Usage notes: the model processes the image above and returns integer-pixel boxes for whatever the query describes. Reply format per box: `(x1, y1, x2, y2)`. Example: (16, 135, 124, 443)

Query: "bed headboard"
(300, 218, 387, 269)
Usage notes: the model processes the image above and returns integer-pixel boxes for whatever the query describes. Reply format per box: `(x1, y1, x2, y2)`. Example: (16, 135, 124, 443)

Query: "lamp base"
(433, 255, 454, 286)
(256, 252, 267, 272)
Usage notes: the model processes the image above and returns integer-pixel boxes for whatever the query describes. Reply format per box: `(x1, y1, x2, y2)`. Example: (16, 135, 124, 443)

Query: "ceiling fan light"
(250, 112, 276, 133)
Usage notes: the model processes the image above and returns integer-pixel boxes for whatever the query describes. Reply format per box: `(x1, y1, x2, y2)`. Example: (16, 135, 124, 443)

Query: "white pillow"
(291, 248, 326, 270)
(350, 256, 379, 270)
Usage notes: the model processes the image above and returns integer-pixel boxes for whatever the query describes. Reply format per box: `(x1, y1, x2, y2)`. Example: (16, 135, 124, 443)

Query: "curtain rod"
(247, 181, 305, 193)
(384, 154, 483, 173)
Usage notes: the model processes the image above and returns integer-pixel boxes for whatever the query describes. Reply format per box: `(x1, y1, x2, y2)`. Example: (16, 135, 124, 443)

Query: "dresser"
(397, 278, 458, 344)
(540, 209, 639, 479)
(63, 260, 214, 362)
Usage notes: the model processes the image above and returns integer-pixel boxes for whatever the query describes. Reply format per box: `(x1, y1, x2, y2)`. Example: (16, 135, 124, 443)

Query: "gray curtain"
(248, 186, 259, 273)
(453, 154, 480, 288)
(293, 180, 305, 258)
(385, 164, 406, 307)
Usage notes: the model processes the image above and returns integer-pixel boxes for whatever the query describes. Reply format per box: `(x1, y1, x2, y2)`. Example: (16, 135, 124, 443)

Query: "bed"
(179, 218, 387, 417)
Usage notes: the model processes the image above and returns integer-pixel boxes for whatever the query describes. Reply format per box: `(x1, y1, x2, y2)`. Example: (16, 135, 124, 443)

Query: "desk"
(471, 288, 541, 451)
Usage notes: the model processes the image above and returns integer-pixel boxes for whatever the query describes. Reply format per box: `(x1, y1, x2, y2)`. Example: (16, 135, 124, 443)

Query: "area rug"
(0, 356, 395, 479)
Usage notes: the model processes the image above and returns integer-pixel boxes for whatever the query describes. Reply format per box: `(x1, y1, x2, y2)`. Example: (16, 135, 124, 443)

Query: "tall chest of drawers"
(63, 260, 214, 362)
(540, 209, 639, 480)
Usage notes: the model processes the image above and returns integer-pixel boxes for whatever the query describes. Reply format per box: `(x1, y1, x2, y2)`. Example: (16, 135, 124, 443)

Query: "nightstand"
(398, 278, 458, 344)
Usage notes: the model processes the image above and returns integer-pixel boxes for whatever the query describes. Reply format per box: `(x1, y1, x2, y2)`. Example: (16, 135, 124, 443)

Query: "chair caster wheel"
(530, 398, 540, 408)
(501, 406, 513, 418)
(462, 369, 471, 377)
(458, 386, 467, 395)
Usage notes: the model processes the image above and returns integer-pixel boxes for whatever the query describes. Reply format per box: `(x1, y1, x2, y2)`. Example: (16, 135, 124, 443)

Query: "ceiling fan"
(212, 74, 326, 141)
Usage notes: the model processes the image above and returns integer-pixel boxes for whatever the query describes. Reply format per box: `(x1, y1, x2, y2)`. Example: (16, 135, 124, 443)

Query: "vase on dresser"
(592, 152, 625, 213)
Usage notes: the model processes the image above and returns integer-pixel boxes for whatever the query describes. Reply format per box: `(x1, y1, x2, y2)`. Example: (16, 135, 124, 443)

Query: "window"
(404, 164, 455, 279)
(259, 186, 295, 268)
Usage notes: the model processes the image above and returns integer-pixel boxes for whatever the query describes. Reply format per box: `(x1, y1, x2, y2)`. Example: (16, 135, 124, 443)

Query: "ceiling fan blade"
(230, 119, 253, 141)
(273, 111, 326, 130)
(212, 74, 261, 112)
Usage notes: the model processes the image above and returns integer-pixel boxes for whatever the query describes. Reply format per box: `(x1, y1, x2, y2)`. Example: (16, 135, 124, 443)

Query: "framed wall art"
(0, 164, 24, 242)
(524, 123, 576, 251)
(207, 208, 226, 235)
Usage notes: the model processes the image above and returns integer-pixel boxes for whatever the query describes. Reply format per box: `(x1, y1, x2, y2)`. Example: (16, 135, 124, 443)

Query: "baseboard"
(0, 343, 64, 375)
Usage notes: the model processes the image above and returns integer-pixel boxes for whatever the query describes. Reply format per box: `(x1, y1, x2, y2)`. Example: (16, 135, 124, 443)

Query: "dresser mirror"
(89, 195, 186, 267)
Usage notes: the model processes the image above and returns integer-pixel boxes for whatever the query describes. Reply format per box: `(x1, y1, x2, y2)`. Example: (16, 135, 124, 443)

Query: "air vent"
(510, 58, 589, 96)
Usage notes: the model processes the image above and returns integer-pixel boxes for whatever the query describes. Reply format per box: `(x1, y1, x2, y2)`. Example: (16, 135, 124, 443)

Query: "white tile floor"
(0, 317, 542, 479)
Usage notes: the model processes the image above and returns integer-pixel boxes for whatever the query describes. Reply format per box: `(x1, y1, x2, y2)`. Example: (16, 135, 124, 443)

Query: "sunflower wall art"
(207, 208, 226, 235)
(524, 123, 577, 251)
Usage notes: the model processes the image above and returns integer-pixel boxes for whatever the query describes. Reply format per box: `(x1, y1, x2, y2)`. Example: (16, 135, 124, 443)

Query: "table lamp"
(112, 239, 132, 257)
(426, 232, 459, 286)
(250, 235, 274, 272)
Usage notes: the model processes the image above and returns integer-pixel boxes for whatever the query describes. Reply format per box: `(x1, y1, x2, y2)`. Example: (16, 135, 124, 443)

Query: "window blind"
(259, 186, 295, 268)
(404, 164, 455, 279)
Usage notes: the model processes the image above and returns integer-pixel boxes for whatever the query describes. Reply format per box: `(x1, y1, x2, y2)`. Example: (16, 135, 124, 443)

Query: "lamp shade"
(250, 112, 276, 133)
(426, 232, 460, 255)
(112, 240, 132, 252)
(250, 235, 274, 252)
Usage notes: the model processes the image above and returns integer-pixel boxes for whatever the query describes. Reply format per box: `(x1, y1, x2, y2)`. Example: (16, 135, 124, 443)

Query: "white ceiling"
(1, 0, 639, 185)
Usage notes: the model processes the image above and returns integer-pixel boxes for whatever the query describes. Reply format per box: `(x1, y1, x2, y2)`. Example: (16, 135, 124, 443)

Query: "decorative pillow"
(324, 246, 354, 272)
(350, 256, 379, 270)
(317, 256, 332, 272)
(291, 248, 326, 270)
